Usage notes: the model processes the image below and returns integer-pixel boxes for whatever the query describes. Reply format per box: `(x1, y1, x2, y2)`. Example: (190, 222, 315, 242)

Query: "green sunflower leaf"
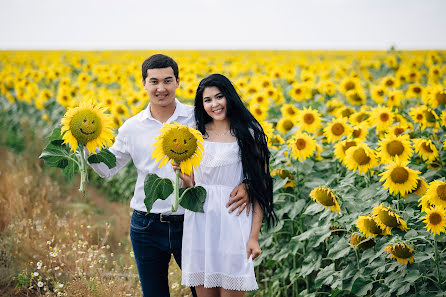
(39, 142, 78, 180)
(144, 174, 174, 212)
(87, 149, 116, 169)
(179, 186, 206, 213)
(48, 127, 64, 146)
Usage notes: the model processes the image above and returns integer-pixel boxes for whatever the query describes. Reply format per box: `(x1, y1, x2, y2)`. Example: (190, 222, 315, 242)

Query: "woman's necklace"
(208, 129, 231, 137)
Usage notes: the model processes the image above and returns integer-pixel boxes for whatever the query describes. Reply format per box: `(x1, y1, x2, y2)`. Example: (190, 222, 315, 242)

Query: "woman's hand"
(246, 238, 261, 260)
(172, 161, 194, 187)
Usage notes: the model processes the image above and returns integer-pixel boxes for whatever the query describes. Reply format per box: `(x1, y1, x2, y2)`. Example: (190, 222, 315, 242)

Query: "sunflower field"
(1, 50, 446, 296)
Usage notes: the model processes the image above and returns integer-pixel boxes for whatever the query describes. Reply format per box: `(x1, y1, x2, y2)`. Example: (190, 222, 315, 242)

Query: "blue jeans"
(130, 210, 197, 297)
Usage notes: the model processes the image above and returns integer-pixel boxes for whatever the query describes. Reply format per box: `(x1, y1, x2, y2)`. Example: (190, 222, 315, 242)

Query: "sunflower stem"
(434, 235, 441, 285)
(172, 169, 180, 212)
(77, 144, 87, 197)
(354, 248, 360, 270)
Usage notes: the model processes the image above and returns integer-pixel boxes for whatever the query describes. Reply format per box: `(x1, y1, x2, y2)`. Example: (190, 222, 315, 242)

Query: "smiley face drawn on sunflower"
(69, 110, 103, 144)
(162, 126, 198, 162)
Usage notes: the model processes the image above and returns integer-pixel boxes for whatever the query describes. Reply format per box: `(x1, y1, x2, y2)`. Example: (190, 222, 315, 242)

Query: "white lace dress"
(181, 141, 258, 291)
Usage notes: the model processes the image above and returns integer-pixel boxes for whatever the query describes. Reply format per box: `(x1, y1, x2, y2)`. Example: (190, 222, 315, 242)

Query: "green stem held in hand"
(77, 144, 88, 196)
(172, 168, 180, 212)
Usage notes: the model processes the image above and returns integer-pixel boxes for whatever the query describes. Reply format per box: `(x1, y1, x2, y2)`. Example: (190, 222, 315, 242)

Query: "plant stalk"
(77, 144, 87, 196)
(172, 168, 180, 212)
(434, 235, 441, 285)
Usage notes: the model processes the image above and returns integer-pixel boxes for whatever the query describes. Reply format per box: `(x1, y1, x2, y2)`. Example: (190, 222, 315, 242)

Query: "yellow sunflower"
(277, 117, 296, 134)
(297, 107, 322, 133)
(334, 139, 358, 164)
(288, 131, 316, 161)
(152, 122, 204, 175)
(379, 158, 420, 196)
(441, 110, 446, 127)
(426, 85, 446, 108)
(280, 103, 299, 119)
(350, 110, 370, 125)
(350, 233, 375, 250)
(271, 169, 295, 188)
(60, 99, 114, 154)
(384, 243, 414, 265)
(369, 105, 393, 132)
(403, 178, 428, 198)
(350, 123, 369, 141)
(421, 180, 446, 209)
(422, 206, 446, 235)
(413, 138, 439, 162)
(376, 134, 413, 163)
(371, 204, 408, 232)
(324, 118, 351, 143)
(344, 143, 378, 174)
(386, 124, 411, 138)
(386, 90, 403, 107)
(309, 186, 340, 213)
(345, 89, 366, 105)
(356, 215, 390, 238)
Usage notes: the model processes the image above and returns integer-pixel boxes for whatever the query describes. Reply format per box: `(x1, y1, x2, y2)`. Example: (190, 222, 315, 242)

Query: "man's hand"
(246, 238, 261, 260)
(226, 183, 250, 216)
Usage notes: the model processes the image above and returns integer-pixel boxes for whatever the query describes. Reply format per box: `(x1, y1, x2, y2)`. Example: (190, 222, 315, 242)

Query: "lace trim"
(182, 272, 258, 291)
(201, 143, 241, 168)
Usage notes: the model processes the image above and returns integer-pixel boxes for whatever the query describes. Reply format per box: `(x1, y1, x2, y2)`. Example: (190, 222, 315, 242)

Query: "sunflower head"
(384, 243, 414, 265)
(379, 158, 420, 196)
(60, 99, 114, 153)
(344, 143, 377, 174)
(152, 122, 204, 175)
(421, 180, 446, 209)
(350, 233, 375, 250)
(309, 186, 340, 213)
(422, 206, 446, 235)
(371, 204, 408, 232)
(356, 215, 389, 238)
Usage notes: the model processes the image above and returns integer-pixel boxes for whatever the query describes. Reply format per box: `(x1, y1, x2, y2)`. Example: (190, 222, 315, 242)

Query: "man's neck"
(150, 101, 177, 123)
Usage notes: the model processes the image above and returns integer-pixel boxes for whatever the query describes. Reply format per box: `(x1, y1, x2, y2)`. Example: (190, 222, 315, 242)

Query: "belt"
(134, 210, 184, 223)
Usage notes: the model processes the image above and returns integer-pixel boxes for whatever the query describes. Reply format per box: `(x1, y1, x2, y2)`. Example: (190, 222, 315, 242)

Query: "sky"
(0, 0, 445, 50)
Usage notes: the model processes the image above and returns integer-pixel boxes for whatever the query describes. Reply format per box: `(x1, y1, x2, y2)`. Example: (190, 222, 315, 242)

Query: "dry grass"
(0, 147, 191, 296)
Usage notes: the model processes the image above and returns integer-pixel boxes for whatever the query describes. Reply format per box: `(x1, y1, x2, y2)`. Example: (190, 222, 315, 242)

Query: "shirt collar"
(140, 98, 190, 122)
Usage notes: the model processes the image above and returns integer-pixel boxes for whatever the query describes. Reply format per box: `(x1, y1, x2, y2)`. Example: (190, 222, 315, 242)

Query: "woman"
(175, 74, 275, 296)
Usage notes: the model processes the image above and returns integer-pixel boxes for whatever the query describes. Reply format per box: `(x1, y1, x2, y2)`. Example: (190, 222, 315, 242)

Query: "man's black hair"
(141, 54, 179, 81)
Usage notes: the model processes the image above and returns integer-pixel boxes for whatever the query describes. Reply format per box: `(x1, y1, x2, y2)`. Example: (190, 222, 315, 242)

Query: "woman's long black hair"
(194, 74, 276, 228)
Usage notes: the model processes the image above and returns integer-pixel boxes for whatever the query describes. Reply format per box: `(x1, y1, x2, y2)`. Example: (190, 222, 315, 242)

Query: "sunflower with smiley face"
(60, 99, 114, 154)
(152, 122, 204, 175)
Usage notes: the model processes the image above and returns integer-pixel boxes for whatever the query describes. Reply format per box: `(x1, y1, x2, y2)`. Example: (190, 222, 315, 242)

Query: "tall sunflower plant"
(147, 122, 206, 213)
(39, 99, 116, 195)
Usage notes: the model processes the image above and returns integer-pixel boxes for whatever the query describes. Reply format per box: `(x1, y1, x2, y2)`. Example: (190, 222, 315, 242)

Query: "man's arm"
(227, 182, 250, 216)
(86, 133, 131, 178)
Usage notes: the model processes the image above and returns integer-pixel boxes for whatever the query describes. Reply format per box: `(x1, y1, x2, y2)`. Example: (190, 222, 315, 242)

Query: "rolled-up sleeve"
(86, 130, 131, 178)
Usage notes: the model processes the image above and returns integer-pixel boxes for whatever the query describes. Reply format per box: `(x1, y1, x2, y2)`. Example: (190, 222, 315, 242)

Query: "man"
(87, 54, 249, 297)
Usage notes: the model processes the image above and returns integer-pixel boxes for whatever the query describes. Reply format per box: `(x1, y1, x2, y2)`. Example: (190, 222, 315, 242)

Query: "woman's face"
(202, 86, 227, 122)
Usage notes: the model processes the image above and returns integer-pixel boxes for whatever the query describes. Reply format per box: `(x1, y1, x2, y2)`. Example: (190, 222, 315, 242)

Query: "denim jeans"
(130, 210, 197, 297)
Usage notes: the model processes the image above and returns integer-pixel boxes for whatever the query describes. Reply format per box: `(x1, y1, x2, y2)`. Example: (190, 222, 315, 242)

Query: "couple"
(87, 54, 275, 297)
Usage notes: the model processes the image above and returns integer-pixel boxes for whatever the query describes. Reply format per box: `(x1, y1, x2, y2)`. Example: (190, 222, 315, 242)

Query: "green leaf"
(327, 239, 351, 260)
(39, 142, 78, 180)
(352, 277, 373, 296)
(303, 203, 324, 215)
(87, 149, 116, 169)
(314, 263, 335, 287)
(143, 173, 174, 212)
(288, 199, 306, 219)
(179, 186, 206, 213)
(273, 177, 289, 192)
(48, 127, 64, 145)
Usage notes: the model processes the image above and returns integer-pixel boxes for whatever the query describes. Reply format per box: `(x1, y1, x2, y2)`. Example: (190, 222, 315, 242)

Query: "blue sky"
(1, 0, 445, 50)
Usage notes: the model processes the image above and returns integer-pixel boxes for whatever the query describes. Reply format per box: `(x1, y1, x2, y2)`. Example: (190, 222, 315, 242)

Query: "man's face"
(143, 67, 179, 108)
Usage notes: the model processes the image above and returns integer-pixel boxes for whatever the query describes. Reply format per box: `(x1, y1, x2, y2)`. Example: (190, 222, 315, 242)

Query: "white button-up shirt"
(88, 99, 195, 215)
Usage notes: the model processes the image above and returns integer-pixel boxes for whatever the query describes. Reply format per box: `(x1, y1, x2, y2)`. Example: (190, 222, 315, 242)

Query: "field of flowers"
(1, 50, 446, 296)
